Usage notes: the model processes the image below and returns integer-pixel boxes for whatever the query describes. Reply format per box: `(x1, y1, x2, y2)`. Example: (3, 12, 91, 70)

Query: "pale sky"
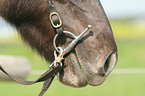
(101, 0, 145, 18)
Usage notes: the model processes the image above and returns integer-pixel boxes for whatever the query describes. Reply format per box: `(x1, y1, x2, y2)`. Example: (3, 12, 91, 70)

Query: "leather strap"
(48, 0, 64, 35)
(0, 65, 61, 84)
(38, 74, 55, 96)
(0, 65, 62, 95)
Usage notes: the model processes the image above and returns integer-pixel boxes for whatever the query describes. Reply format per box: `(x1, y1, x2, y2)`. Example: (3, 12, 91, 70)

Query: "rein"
(0, 0, 92, 96)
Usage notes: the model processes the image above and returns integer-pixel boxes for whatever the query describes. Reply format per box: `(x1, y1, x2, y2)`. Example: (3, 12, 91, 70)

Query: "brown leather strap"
(48, 0, 64, 35)
(0, 65, 62, 96)
(39, 74, 55, 96)
(0, 65, 61, 84)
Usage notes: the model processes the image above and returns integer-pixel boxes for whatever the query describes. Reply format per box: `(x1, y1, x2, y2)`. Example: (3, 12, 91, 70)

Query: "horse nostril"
(104, 59, 109, 72)
(104, 52, 117, 75)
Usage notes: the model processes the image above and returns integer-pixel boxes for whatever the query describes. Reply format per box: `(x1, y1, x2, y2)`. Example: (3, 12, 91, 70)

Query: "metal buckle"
(50, 12, 62, 28)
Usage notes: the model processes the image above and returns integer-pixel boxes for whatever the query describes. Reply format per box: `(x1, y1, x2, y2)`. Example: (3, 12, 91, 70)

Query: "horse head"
(0, 0, 117, 88)
(53, 0, 118, 87)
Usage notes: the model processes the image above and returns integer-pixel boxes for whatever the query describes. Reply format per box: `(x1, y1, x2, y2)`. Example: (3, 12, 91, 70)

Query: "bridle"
(0, 0, 92, 95)
(0, 0, 92, 96)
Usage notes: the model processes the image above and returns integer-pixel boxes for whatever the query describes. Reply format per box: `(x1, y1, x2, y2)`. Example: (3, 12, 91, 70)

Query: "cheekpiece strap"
(48, 0, 64, 35)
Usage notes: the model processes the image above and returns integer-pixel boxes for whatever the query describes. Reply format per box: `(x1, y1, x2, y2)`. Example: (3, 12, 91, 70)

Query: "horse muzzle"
(57, 28, 118, 87)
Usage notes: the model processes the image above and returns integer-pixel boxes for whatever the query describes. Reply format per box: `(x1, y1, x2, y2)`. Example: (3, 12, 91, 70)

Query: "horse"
(0, 0, 118, 95)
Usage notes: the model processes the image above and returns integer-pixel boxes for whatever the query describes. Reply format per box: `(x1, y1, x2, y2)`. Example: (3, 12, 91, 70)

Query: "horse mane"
(2, 0, 56, 61)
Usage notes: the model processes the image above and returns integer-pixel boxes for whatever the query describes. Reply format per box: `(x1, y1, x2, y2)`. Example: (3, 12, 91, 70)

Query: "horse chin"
(57, 48, 117, 87)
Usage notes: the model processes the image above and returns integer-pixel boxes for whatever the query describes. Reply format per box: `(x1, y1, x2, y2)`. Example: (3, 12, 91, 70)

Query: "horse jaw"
(54, 0, 118, 87)
(0, 0, 4, 16)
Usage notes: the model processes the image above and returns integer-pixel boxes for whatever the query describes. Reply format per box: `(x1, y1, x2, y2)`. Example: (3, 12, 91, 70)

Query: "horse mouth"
(58, 49, 117, 87)
(57, 27, 117, 87)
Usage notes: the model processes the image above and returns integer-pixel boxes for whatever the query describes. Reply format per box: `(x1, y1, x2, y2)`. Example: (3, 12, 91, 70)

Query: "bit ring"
(53, 31, 77, 52)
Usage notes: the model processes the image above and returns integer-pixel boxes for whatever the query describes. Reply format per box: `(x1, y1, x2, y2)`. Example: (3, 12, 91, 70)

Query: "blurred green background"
(0, 1, 145, 96)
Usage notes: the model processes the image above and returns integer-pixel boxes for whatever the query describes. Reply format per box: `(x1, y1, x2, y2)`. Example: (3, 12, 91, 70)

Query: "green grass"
(110, 20, 145, 40)
(116, 40, 145, 68)
(0, 20, 145, 96)
(1, 74, 145, 96)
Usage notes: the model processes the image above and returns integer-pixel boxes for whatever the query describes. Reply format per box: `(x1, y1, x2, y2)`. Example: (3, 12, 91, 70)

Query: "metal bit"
(50, 25, 92, 67)
(62, 25, 92, 55)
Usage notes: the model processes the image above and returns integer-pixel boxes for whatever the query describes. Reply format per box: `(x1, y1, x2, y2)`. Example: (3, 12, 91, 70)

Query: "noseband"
(0, 0, 92, 96)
